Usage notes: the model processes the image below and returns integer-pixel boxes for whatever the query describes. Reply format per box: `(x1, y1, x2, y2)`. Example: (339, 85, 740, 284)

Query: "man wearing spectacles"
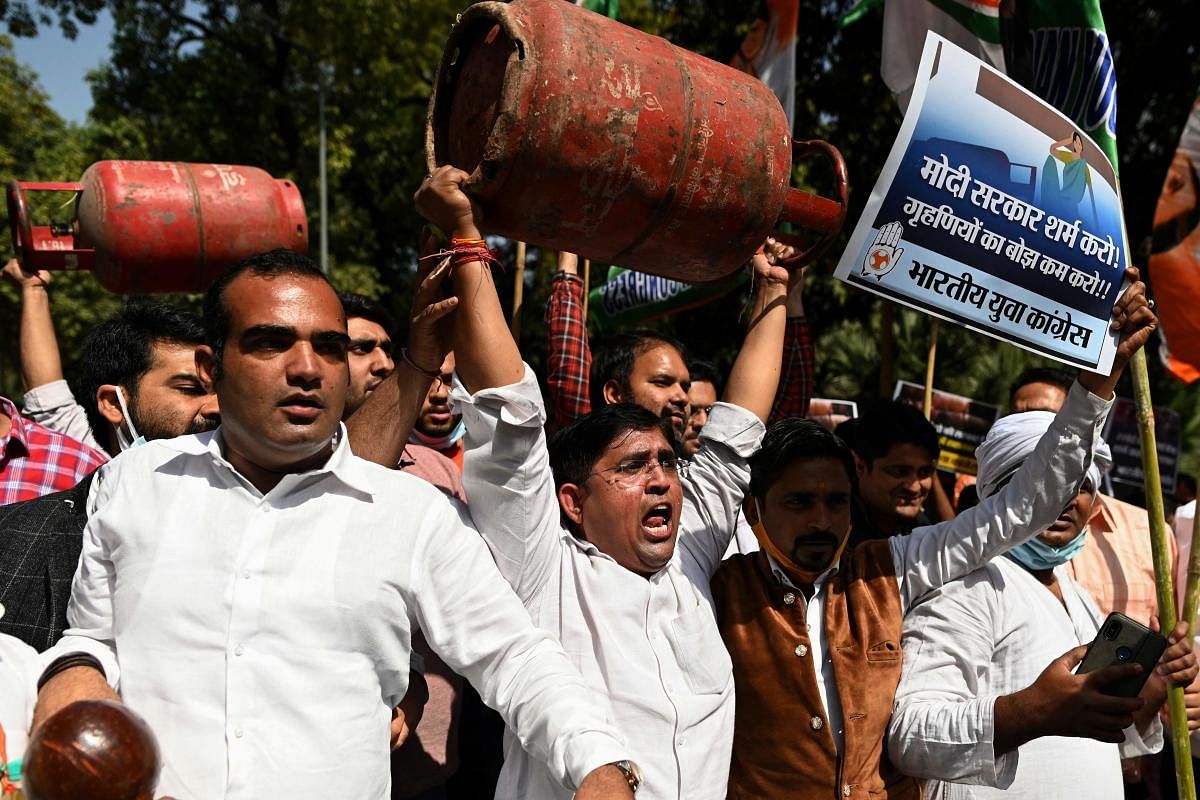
(414, 167, 795, 800)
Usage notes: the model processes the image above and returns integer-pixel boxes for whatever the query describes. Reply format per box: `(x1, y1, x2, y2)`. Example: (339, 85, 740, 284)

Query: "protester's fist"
(1021, 644, 1145, 744)
(749, 238, 789, 288)
(414, 166, 483, 239)
(2, 257, 51, 288)
(1109, 266, 1157, 368)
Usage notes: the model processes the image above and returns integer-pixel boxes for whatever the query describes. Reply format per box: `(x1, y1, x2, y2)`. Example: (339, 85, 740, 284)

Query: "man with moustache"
(681, 360, 721, 457)
(339, 291, 397, 416)
(710, 267, 1159, 800)
(31, 249, 637, 800)
(415, 166, 790, 799)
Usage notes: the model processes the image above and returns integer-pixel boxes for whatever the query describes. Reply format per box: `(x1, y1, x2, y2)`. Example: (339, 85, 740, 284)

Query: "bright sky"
(12, 9, 115, 124)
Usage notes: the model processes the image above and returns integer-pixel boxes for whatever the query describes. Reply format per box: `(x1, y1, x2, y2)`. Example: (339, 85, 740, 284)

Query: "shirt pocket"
(865, 639, 902, 663)
(667, 604, 733, 695)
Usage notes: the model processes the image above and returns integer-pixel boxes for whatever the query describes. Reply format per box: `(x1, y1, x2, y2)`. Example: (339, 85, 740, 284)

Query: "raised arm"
(544, 250, 593, 429)
(768, 267, 814, 424)
(345, 231, 459, 466)
(892, 269, 1157, 606)
(3, 258, 63, 390)
(414, 167, 523, 393)
(721, 246, 790, 424)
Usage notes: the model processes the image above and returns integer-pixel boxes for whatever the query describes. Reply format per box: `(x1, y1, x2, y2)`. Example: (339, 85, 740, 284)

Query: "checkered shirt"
(1, 396, 107, 505)
(545, 272, 593, 430)
(769, 315, 815, 425)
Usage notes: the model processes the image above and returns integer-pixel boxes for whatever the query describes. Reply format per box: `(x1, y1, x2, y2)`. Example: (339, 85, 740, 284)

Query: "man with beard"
(0, 302, 220, 650)
(710, 267, 1159, 800)
(339, 291, 397, 416)
(31, 249, 637, 800)
(416, 166, 790, 799)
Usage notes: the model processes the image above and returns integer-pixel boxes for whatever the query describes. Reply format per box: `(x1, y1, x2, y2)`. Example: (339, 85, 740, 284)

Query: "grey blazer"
(0, 473, 93, 652)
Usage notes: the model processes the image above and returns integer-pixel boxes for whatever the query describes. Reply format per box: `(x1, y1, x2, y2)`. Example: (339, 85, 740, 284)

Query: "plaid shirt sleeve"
(544, 272, 593, 430)
(1, 398, 108, 505)
(768, 315, 815, 426)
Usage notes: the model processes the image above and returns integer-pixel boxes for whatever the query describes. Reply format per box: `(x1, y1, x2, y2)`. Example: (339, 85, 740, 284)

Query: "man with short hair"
(417, 165, 791, 799)
(682, 360, 721, 457)
(338, 291, 397, 416)
(589, 331, 693, 440)
(849, 400, 940, 542)
(710, 268, 1160, 799)
(33, 249, 636, 800)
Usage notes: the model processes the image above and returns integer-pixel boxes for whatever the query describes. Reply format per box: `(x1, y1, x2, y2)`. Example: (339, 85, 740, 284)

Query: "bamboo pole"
(582, 258, 591, 322)
(923, 319, 939, 419)
(510, 241, 527, 339)
(1183, 505, 1200, 640)
(1131, 347, 1195, 798)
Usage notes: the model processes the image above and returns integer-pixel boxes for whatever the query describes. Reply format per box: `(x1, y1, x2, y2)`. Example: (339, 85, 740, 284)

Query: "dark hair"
(549, 403, 673, 489)
(687, 359, 723, 398)
(832, 417, 861, 452)
(337, 290, 396, 336)
(750, 417, 857, 501)
(79, 301, 207, 455)
(202, 249, 332, 373)
(853, 400, 939, 466)
(589, 330, 689, 409)
(1008, 366, 1074, 407)
(1178, 473, 1197, 495)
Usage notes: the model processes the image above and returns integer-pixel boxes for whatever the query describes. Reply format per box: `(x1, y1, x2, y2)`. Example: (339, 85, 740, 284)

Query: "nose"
(287, 342, 323, 386)
(373, 349, 395, 378)
(644, 461, 672, 493)
(812, 500, 832, 531)
(671, 386, 689, 407)
(199, 393, 221, 420)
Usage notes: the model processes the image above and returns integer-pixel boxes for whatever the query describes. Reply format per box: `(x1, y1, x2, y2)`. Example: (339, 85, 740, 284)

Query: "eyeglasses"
(587, 456, 686, 487)
(349, 338, 394, 357)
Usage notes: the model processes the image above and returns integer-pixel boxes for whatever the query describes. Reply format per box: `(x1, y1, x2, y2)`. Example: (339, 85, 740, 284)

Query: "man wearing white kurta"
(888, 413, 1195, 799)
(420, 165, 793, 799)
(34, 251, 635, 800)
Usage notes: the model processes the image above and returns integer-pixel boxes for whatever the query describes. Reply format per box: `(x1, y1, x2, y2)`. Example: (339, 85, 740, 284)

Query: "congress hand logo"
(862, 222, 905, 281)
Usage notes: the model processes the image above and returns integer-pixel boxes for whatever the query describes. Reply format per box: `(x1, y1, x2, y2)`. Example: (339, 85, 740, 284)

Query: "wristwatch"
(613, 760, 642, 793)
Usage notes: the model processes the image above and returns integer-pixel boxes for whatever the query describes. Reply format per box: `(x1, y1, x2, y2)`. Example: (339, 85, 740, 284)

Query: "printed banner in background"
(893, 380, 1000, 476)
(834, 33, 1126, 372)
(730, 0, 799, 128)
(1102, 398, 1182, 494)
(807, 398, 858, 432)
(588, 267, 748, 332)
(1149, 97, 1200, 384)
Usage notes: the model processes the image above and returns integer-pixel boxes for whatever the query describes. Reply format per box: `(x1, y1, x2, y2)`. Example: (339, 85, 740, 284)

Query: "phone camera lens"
(1116, 645, 1134, 662)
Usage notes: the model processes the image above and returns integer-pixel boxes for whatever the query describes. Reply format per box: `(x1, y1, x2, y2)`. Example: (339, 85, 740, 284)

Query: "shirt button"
(783, 592, 796, 605)
(676, 737, 685, 747)
(794, 644, 808, 657)
(843, 785, 852, 797)
(241, 570, 251, 580)
(811, 716, 824, 731)
(234, 727, 245, 738)
(234, 644, 245, 656)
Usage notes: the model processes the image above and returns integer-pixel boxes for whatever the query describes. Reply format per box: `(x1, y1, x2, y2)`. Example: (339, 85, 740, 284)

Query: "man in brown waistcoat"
(711, 267, 1157, 800)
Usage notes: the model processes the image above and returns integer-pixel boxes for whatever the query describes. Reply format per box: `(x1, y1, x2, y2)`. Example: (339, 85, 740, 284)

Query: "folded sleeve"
(21, 380, 104, 452)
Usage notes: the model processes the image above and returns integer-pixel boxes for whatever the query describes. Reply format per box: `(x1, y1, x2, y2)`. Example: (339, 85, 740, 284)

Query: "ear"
(558, 483, 587, 528)
(602, 379, 624, 405)
(854, 452, 868, 481)
(195, 345, 218, 390)
(95, 385, 124, 425)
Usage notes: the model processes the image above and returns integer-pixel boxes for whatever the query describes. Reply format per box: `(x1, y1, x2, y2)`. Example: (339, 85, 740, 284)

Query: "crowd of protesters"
(0, 165, 1196, 800)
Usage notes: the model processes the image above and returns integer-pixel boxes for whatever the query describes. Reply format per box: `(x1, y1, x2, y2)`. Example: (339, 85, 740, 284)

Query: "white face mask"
(113, 386, 146, 451)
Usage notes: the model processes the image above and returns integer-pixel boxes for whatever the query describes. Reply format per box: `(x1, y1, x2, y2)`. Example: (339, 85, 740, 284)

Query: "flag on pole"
(576, 0, 618, 19)
(729, 0, 799, 127)
(1149, 97, 1200, 383)
(880, 0, 1004, 113)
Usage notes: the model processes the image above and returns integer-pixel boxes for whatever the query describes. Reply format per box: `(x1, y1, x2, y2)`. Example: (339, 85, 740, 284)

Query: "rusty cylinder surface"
(75, 161, 308, 294)
(427, 0, 796, 283)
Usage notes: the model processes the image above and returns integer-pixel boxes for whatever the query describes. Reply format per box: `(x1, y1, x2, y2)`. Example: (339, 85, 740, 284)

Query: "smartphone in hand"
(1077, 612, 1168, 698)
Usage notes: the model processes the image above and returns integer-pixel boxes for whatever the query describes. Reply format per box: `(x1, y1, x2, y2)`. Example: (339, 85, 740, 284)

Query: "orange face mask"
(751, 499, 851, 586)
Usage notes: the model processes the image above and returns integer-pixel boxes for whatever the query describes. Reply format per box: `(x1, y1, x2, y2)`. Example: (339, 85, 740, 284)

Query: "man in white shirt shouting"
(413, 166, 791, 799)
(31, 249, 637, 800)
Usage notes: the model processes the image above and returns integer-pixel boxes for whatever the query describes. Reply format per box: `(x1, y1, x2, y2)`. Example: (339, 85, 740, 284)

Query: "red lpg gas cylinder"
(7, 161, 307, 294)
(427, 0, 848, 281)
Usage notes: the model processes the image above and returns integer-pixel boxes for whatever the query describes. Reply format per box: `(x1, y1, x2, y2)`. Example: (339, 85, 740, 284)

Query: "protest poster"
(834, 32, 1128, 373)
(588, 266, 747, 332)
(1101, 398, 1182, 495)
(893, 380, 1000, 476)
(807, 398, 858, 432)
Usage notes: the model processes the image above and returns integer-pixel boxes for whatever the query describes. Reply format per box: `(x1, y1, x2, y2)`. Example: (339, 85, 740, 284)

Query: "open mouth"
(1047, 513, 1075, 532)
(641, 503, 674, 541)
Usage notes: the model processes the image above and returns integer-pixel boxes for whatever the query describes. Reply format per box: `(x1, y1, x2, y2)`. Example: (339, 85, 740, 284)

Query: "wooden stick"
(510, 240, 527, 340)
(923, 319, 938, 419)
(582, 258, 591, 323)
(1131, 347, 1196, 798)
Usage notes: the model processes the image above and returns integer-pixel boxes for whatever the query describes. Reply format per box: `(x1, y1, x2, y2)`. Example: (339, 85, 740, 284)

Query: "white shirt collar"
(763, 550, 840, 592)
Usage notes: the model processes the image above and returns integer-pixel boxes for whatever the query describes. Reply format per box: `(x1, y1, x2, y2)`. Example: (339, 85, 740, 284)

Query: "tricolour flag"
(729, 0, 799, 128)
(1149, 97, 1200, 383)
